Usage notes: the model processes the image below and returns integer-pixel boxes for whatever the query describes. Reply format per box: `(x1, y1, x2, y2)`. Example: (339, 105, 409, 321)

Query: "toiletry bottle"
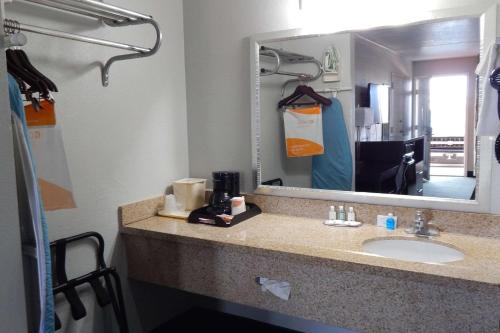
(328, 206, 337, 221)
(386, 213, 396, 231)
(347, 207, 355, 222)
(338, 206, 345, 221)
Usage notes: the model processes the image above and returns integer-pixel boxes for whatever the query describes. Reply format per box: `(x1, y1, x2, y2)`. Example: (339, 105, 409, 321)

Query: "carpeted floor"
(423, 176, 476, 200)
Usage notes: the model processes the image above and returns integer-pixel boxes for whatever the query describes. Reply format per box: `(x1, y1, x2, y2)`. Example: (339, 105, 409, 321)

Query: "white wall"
(5, 0, 189, 332)
(354, 36, 412, 138)
(183, 0, 301, 192)
(260, 33, 354, 188)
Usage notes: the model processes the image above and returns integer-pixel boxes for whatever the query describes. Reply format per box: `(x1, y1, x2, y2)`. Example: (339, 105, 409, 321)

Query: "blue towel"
(312, 97, 353, 190)
(9, 74, 54, 333)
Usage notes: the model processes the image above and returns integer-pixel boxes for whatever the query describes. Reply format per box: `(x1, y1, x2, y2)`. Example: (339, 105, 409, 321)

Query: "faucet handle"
(414, 210, 426, 232)
(414, 210, 424, 223)
(406, 210, 440, 237)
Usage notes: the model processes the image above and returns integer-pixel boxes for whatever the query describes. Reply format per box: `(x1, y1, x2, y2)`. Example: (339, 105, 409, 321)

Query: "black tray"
(188, 203, 262, 227)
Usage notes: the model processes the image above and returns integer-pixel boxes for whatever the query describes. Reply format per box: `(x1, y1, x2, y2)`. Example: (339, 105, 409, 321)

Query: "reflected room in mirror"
(257, 17, 480, 201)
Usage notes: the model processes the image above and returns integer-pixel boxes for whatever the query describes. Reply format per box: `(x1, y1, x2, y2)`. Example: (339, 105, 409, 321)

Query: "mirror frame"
(250, 5, 496, 213)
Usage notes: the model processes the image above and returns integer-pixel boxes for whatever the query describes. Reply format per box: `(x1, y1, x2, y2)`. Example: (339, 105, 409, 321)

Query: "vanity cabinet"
(123, 228, 500, 333)
(356, 136, 424, 195)
(120, 200, 500, 333)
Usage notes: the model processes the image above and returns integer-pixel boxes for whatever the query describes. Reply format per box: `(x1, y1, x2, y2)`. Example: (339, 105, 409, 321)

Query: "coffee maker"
(209, 171, 240, 214)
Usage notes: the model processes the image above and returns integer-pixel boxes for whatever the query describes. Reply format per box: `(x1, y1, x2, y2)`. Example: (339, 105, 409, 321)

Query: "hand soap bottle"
(338, 206, 345, 221)
(328, 206, 337, 220)
(347, 207, 355, 222)
(386, 213, 396, 231)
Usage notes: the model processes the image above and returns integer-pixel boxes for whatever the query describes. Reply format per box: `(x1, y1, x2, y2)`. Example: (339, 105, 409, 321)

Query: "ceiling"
(357, 17, 480, 61)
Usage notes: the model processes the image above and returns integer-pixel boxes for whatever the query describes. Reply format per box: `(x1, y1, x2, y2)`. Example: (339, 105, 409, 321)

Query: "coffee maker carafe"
(209, 171, 240, 214)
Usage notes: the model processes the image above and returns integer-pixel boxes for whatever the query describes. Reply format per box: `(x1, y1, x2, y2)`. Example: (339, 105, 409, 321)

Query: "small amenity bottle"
(347, 207, 355, 222)
(386, 213, 396, 231)
(329, 206, 337, 220)
(338, 206, 345, 221)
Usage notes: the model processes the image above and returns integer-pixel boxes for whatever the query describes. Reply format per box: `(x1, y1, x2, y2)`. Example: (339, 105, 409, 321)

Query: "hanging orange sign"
(24, 100, 56, 127)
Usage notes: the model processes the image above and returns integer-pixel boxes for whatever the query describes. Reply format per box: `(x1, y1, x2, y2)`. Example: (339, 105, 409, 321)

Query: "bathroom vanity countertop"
(121, 213, 500, 286)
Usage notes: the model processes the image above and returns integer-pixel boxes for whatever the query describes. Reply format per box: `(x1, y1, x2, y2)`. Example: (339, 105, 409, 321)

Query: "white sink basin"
(362, 238, 464, 264)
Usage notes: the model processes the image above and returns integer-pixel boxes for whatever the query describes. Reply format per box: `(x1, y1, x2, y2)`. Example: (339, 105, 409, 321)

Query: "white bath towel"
(475, 42, 500, 137)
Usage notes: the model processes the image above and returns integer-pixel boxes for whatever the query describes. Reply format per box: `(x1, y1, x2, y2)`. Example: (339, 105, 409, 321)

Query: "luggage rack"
(51, 231, 129, 332)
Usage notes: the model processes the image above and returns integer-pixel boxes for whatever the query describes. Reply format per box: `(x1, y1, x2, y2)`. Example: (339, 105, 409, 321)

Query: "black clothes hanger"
(6, 49, 55, 109)
(6, 49, 55, 95)
(7, 61, 42, 110)
(7, 51, 46, 93)
(278, 85, 332, 109)
(14, 49, 58, 92)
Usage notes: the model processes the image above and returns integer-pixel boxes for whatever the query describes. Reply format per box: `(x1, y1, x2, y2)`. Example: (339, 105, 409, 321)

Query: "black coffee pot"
(209, 171, 240, 214)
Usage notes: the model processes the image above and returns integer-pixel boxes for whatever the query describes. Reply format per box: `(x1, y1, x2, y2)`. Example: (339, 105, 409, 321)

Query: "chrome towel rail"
(17, 0, 152, 22)
(4, 0, 162, 86)
(259, 46, 323, 95)
(13, 21, 150, 52)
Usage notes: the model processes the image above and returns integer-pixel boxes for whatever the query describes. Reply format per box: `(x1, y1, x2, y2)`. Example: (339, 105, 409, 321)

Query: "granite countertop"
(121, 213, 500, 286)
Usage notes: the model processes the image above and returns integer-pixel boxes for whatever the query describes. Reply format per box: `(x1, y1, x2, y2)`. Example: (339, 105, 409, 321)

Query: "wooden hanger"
(278, 85, 332, 109)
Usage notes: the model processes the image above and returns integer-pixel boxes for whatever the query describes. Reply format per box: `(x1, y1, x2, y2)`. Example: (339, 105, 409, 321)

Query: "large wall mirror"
(251, 9, 496, 212)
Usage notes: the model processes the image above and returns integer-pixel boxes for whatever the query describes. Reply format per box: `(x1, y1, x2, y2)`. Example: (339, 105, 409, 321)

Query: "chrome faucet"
(405, 210, 440, 237)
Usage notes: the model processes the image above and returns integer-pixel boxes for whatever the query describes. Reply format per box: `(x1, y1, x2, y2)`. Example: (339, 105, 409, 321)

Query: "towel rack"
(2, 0, 162, 86)
(316, 87, 352, 94)
(259, 46, 323, 95)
